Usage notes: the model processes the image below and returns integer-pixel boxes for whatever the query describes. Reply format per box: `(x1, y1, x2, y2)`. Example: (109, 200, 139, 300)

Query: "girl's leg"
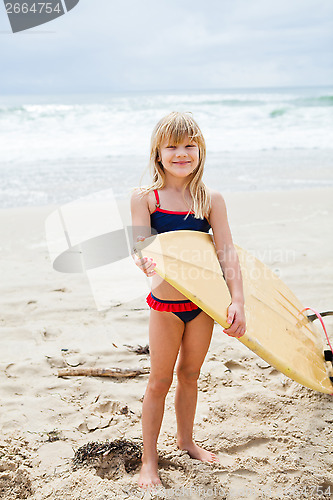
(139, 309, 184, 488)
(175, 311, 218, 462)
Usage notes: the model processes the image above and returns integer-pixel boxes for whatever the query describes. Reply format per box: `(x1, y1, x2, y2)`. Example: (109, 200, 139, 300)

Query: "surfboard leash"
(301, 307, 333, 384)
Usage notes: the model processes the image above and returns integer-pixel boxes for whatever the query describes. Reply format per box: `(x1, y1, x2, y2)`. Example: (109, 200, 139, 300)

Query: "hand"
(223, 302, 246, 338)
(133, 236, 157, 277)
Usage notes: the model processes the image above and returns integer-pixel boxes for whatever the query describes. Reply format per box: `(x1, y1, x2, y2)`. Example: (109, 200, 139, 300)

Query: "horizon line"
(1, 83, 332, 97)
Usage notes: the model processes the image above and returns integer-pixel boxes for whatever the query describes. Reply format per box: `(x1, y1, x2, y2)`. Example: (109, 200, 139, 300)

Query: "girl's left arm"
(209, 190, 246, 338)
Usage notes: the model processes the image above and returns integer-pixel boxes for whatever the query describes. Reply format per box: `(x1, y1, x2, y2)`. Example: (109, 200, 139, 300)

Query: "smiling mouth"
(173, 161, 191, 164)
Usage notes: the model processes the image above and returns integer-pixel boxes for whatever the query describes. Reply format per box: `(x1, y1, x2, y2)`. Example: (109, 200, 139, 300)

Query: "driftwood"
(58, 367, 149, 378)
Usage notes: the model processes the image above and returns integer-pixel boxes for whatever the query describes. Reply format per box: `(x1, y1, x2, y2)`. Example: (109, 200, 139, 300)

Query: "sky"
(0, 0, 332, 94)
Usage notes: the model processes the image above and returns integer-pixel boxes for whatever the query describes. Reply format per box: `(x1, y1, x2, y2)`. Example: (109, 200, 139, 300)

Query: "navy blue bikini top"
(150, 190, 211, 235)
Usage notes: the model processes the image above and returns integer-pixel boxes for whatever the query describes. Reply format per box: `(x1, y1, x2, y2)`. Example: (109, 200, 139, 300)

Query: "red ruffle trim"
(146, 293, 198, 312)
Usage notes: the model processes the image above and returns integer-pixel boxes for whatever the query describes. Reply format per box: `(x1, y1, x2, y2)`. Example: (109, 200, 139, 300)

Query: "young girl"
(131, 112, 246, 489)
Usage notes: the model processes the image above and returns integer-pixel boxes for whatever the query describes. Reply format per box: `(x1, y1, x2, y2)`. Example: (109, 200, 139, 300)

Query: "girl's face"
(158, 135, 199, 179)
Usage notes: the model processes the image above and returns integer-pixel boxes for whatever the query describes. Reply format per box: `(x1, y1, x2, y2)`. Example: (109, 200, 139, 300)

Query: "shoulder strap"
(154, 189, 160, 207)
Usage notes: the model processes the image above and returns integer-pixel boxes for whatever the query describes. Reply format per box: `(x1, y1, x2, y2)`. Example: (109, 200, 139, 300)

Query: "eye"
(166, 146, 176, 149)
(186, 144, 196, 148)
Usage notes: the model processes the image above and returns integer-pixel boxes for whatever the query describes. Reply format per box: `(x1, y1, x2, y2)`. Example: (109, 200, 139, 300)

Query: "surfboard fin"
(307, 311, 333, 322)
(304, 309, 333, 384)
(324, 350, 333, 383)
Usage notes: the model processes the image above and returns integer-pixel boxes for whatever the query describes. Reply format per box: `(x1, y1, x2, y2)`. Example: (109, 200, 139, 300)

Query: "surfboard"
(135, 230, 333, 394)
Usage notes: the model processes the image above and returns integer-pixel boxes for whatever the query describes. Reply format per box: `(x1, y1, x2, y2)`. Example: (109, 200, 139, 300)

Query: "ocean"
(0, 86, 332, 208)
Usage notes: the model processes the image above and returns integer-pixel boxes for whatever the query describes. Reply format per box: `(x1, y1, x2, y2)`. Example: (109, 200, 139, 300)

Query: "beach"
(1, 187, 332, 500)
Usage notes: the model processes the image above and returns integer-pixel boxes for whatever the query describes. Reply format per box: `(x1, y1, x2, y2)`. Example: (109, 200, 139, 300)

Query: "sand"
(0, 188, 332, 500)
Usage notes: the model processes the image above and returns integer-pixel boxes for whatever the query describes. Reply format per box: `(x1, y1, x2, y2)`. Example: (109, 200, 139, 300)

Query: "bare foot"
(177, 442, 219, 463)
(138, 456, 162, 489)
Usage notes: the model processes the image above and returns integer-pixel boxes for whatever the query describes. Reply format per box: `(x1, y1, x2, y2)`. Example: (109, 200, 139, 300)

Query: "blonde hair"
(138, 111, 211, 219)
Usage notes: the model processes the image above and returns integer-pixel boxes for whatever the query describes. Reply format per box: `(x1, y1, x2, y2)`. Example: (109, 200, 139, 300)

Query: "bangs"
(157, 113, 201, 146)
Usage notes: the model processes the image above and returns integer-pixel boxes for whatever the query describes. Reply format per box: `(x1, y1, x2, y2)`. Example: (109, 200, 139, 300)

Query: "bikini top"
(150, 190, 211, 235)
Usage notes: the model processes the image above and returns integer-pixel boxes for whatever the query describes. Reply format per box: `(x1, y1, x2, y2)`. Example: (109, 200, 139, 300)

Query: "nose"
(176, 146, 187, 157)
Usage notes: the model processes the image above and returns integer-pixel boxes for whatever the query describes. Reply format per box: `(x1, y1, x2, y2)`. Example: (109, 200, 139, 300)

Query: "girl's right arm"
(130, 189, 156, 277)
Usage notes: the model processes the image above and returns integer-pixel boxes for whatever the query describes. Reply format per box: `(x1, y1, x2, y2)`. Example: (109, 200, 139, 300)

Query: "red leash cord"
(300, 307, 333, 354)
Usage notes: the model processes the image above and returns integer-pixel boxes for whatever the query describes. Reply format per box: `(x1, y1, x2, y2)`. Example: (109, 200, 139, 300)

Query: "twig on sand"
(124, 344, 150, 355)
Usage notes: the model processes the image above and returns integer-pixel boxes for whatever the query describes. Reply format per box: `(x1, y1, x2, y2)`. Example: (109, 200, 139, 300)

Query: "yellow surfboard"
(136, 231, 333, 394)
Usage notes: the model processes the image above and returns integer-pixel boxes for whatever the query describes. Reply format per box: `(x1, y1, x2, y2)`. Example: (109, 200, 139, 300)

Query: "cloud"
(0, 0, 332, 93)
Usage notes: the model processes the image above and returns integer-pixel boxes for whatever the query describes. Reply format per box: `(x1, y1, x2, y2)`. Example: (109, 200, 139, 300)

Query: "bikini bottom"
(146, 292, 202, 324)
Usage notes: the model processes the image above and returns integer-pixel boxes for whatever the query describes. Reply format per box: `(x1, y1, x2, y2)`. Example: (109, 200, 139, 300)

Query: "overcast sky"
(0, 0, 332, 94)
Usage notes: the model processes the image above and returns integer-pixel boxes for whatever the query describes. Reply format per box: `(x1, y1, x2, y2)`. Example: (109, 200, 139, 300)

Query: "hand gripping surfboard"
(135, 231, 333, 394)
